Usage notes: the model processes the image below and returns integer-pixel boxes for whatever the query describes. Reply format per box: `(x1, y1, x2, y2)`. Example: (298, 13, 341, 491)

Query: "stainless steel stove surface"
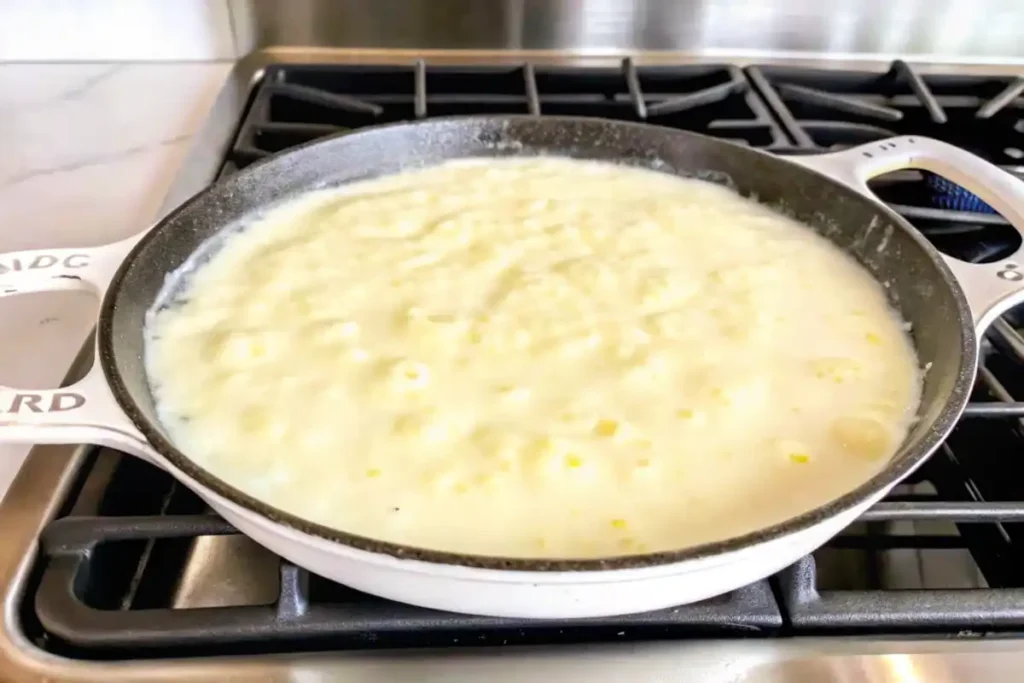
(4, 51, 1024, 682)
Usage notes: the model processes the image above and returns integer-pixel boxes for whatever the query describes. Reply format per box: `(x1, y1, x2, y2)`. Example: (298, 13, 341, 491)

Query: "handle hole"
(865, 171, 1020, 264)
(0, 291, 98, 389)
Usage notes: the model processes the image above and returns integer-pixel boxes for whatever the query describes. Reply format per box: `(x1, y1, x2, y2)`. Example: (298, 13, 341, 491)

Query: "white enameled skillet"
(2, 117, 1024, 618)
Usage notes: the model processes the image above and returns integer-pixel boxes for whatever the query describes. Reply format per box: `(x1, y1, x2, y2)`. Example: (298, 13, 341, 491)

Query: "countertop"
(0, 61, 233, 500)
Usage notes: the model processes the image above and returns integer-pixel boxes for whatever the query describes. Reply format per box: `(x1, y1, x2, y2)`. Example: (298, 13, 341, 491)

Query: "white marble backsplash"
(0, 63, 229, 248)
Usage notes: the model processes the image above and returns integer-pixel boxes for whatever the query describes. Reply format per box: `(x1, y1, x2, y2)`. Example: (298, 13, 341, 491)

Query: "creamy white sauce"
(145, 157, 921, 559)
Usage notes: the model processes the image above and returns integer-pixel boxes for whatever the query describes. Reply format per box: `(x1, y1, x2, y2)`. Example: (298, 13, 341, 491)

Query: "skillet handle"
(790, 136, 1024, 333)
(0, 237, 156, 462)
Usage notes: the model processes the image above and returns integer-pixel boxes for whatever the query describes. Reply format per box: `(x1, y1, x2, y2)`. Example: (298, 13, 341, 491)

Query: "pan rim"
(97, 114, 978, 573)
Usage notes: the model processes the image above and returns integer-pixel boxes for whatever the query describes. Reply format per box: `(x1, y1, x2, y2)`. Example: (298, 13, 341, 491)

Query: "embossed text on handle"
(0, 253, 90, 275)
(1, 392, 86, 414)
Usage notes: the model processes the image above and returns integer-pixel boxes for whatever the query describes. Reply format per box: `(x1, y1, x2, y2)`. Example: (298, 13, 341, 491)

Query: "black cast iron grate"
(33, 492, 782, 659)
(225, 60, 790, 171)
(747, 62, 1024, 162)
(748, 61, 1024, 264)
(21, 60, 1024, 659)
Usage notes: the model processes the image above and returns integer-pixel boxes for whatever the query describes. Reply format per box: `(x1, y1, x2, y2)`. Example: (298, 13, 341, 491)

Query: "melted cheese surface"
(145, 158, 921, 558)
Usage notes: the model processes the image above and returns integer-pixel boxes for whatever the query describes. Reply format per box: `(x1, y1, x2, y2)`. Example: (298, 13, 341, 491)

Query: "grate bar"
(975, 366, 1024, 432)
(977, 77, 1024, 119)
(277, 563, 310, 620)
(776, 82, 904, 122)
(254, 121, 345, 135)
(962, 402, 1024, 418)
(120, 481, 180, 610)
(980, 365, 1017, 403)
(414, 59, 427, 118)
(780, 556, 1024, 630)
(231, 146, 271, 163)
(271, 83, 384, 116)
(621, 57, 647, 120)
(892, 203, 1010, 225)
(745, 66, 815, 147)
(828, 535, 970, 550)
(860, 501, 1024, 523)
(893, 60, 947, 124)
(646, 81, 744, 117)
(523, 63, 541, 115)
(991, 318, 1024, 364)
(41, 515, 235, 555)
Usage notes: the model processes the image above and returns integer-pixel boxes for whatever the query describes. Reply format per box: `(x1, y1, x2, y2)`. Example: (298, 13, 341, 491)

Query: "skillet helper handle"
(0, 237, 149, 454)
(791, 136, 1024, 332)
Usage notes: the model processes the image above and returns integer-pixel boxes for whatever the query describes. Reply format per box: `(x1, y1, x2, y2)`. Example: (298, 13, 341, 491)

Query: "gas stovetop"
(4, 52, 1024, 682)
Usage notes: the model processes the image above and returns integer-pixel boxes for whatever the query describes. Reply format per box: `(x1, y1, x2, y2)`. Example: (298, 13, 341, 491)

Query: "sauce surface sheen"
(145, 157, 921, 558)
